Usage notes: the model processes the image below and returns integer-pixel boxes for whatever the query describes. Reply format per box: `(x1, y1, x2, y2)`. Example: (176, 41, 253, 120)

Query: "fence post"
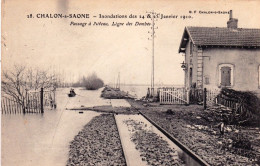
(24, 90, 28, 114)
(53, 90, 56, 109)
(40, 88, 44, 113)
(186, 89, 190, 105)
(203, 88, 207, 110)
(147, 88, 150, 98)
(158, 89, 162, 104)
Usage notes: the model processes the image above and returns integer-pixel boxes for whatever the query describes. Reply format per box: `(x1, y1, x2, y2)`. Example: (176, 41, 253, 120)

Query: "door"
(221, 66, 231, 86)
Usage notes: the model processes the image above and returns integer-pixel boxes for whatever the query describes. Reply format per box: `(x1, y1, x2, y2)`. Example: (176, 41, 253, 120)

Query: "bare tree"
(27, 68, 57, 91)
(2, 65, 28, 111)
(2, 65, 57, 111)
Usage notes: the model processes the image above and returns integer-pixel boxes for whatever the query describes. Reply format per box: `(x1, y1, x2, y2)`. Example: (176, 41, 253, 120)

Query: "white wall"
(202, 47, 260, 96)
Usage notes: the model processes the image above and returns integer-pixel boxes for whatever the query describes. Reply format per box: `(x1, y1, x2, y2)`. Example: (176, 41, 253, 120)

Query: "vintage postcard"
(2, 0, 260, 165)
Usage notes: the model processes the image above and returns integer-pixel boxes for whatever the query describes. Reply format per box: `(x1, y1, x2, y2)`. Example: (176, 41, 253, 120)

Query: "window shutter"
(221, 66, 231, 86)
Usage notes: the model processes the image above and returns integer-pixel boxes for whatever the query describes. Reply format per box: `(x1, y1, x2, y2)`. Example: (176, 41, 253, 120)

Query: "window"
(218, 64, 234, 87)
(205, 76, 210, 85)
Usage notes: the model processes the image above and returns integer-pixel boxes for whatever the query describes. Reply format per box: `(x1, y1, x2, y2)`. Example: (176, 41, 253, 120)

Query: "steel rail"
(132, 106, 210, 166)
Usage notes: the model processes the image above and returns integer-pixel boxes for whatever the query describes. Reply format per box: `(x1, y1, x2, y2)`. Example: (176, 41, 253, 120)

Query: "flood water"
(1, 88, 106, 166)
(2, 87, 201, 166)
(120, 84, 184, 99)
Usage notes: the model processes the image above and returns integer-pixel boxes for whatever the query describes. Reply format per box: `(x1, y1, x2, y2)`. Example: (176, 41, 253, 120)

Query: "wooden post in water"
(40, 88, 44, 113)
(203, 88, 207, 110)
(24, 90, 28, 114)
(53, 89, 56, 109)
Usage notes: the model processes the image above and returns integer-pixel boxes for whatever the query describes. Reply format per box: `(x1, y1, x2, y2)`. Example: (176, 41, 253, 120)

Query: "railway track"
(70, 97, 210, 165)
(128, 105, 210, 166)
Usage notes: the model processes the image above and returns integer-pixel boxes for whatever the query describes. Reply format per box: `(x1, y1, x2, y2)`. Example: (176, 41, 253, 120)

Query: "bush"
(220, 88, 260, 115)
(218, 88, 260, 126)
(84, 73, 104, 90)
(231, 133, 252, 150)
(166, 109, 174, 115)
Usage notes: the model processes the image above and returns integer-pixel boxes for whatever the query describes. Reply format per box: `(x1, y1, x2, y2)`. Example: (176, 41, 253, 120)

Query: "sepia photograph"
(1, 0, 260, 165)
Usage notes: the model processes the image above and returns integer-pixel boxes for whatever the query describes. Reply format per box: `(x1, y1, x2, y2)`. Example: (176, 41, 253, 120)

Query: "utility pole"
(147, 11, 158, 97)
(116, 72, 120, 90)
(114, 76, 116, 89)
(118, 72, 120, 90)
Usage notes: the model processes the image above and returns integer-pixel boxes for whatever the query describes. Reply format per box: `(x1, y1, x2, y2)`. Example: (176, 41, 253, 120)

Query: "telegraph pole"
(152, 12, 155, 97)
(117, 72, 120, 90)
(147, 11, 158, 97)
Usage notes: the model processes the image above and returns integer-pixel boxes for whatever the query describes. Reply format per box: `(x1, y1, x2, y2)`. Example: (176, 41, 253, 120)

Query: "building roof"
(179, 26, 260, 53)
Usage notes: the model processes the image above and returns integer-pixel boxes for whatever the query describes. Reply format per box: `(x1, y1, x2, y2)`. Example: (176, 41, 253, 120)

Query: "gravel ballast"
(127, 100, 260, 165)
(139, 108, 259, 165)
(67, 114, 126, 166)
(124, 119, 185, 166)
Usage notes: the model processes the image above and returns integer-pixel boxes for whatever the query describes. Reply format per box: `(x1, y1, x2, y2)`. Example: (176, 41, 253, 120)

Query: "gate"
(1, 88, 56, 114)
(205, 88, 220, 107)
(190, 88, 203, 104)
(43, 90, 56, 108)
(159, 87, 189, 104)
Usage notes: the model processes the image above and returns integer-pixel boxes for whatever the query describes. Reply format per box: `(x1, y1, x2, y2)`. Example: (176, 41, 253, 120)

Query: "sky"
(2, 0, 260, 85)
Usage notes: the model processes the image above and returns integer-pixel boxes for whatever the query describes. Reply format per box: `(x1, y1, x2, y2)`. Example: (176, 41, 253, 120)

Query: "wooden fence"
(1, 97, 25, 114)
(211, 90, 259, 125)
(189, 88, 203, 104)
(159, 87, 219, 105)
(157, 86, 251, 115)
(204, 89, 250, 118)
(159, 87, 189, 104)
(185, 88, 220, 107)
(1, 88, 56, 114)
(215, 93, 248, 113)
(216, 94, 237, 109)
(205, 88, 221, 107)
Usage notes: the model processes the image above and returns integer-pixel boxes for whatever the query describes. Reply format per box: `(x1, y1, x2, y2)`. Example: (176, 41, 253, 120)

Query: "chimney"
(227, 10, 238, 29)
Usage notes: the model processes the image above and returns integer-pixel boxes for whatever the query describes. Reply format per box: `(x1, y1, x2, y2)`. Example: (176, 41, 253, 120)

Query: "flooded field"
(1, 88, 105, 166)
